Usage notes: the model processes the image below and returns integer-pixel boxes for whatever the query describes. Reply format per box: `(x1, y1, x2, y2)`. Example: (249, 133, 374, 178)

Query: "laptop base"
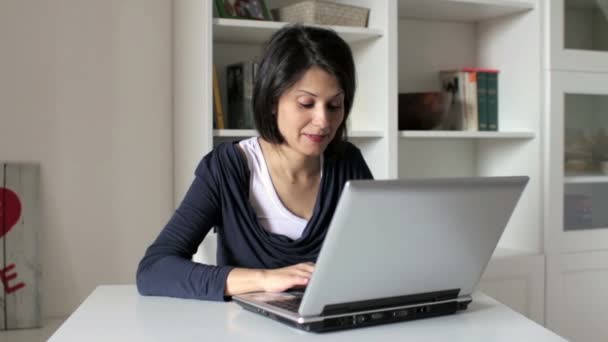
(236, 299, 470, 333)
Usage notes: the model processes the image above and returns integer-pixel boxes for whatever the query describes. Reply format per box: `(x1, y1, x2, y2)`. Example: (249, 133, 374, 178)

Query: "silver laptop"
(233, 176, 529, 332)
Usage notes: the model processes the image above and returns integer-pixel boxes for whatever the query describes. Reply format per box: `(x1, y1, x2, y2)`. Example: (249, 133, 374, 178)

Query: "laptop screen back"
(298, 176, 529, 317)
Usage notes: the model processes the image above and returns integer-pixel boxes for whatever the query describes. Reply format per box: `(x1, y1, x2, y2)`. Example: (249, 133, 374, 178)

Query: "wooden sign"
(0, 163, 41, 330)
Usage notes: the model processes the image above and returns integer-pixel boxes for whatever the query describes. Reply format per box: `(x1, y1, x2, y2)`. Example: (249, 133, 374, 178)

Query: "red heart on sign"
(0, 187, 22, 238)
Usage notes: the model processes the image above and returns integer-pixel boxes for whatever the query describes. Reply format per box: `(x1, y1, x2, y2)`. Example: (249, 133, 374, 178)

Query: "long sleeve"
(136, 153, 233, 301)
(136, 142, 373, 301)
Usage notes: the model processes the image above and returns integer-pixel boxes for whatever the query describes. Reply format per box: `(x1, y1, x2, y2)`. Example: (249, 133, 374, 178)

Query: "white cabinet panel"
(546, 250, 608, 342)
(479, 251, 545, 325)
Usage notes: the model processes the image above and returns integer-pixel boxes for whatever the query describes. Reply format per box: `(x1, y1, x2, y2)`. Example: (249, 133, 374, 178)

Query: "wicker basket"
(274, 1, 369, 28)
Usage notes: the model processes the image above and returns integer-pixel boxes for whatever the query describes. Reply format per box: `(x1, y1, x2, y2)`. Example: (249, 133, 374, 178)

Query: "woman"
(136, 25, 373, 301)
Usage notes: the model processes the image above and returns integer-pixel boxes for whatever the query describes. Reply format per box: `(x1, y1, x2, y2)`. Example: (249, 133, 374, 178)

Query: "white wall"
(0, 0, 173, 318)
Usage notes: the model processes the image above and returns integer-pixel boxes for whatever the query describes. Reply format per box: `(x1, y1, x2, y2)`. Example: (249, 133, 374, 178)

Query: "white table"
(49, 285, 566, 341)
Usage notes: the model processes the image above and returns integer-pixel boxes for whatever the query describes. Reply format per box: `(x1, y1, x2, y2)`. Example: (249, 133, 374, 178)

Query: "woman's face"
(275, 67, 345, 158)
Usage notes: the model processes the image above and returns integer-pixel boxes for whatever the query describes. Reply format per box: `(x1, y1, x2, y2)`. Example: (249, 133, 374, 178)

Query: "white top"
(48, 285, 567, 342)
(239, 137, 322, 240)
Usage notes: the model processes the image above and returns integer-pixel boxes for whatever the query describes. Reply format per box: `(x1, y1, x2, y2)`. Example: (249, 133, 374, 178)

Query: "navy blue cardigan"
(136, 141, 373, 301)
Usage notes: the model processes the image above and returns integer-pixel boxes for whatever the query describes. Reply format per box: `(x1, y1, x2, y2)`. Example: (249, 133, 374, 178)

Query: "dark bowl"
(398, 92, 452, 130)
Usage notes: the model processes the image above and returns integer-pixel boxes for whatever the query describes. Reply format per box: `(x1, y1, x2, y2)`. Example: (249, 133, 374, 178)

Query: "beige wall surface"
(0, 0, 173, 318)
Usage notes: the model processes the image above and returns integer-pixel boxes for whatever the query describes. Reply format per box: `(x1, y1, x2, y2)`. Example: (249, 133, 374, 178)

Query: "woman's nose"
(312, 106, 330, 127)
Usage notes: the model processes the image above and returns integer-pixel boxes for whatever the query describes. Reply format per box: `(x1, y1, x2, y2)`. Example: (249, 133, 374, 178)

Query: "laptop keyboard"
(267, 297, 302, 313)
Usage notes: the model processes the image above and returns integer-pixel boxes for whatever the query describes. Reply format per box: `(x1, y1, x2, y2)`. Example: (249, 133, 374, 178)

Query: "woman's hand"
(225, 263, 315, 296)
(261, 262, 315, 293)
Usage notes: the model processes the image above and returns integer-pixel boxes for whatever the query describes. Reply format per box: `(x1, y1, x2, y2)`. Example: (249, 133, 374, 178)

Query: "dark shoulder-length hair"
(252, 24, 356, 156)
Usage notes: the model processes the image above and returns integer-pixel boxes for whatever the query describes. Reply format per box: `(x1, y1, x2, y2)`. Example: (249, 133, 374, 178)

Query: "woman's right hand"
(261, 262, 315, 293)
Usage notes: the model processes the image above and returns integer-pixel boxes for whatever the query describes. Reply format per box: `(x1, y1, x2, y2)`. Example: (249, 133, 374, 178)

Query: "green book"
(487, 72, 499, 131)
(477, 72, 488, 131)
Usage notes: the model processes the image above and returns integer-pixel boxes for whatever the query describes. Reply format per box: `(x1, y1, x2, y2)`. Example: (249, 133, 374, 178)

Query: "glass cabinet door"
(564, 0, 608, 52)
(550, 0, 608, 72)
(548, 72, 608, 252)
(564, 93, 608, 231)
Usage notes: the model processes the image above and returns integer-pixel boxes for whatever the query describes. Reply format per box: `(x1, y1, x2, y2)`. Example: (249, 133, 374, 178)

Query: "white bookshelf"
(175, 0, 543, 246)
(175, 0, 543, 252)
(397, 0, 542, 255)
(174, 0, 544, 323)
(210, 0, 393, 180)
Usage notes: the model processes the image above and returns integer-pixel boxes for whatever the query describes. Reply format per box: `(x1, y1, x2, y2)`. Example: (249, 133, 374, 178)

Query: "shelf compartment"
(399, 131, 535, 139)
(214, 129, 384, 138)
(398, 0, 534, 22)
(213, 19, 383, 44)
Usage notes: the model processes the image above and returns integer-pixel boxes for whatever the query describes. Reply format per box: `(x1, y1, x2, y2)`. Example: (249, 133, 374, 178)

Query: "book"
(226, 60, 257, 129)
(476, 72, 488, 131)
(486, 71, 499, 131)
(463, 71, 478, 131)
(439, 71, 467, 130)
(212, 64, 225, 129)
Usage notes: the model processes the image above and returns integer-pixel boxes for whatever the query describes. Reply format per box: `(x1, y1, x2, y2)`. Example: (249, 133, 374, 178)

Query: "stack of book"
(439, 68, 499, 131)
(213, 60, 259, 130)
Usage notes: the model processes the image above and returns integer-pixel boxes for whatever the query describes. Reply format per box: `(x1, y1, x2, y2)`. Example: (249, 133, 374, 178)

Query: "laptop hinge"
(321, 289, 460, 316)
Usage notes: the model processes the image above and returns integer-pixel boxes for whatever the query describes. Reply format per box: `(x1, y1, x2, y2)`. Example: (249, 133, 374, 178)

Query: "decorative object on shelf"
(439, 71, 465, 130)
(439, 68, 499, 132)
(0, 163, 40, 330)
(215, 0, 273, 21)
(226, 60, 258, 129)
(565, 129, 594, 172)
(591, 128, 608, 165)
(565, 128, 608, 173)
(398, 92, 453, 130)
(272, 0, 369, 28)
(213, 64, 225, 129)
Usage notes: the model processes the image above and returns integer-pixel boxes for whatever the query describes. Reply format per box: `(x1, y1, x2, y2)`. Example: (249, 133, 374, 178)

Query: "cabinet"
(173, 0, 544, 325)
(546, 72, 608, 253)
(544, 1, 608, 341)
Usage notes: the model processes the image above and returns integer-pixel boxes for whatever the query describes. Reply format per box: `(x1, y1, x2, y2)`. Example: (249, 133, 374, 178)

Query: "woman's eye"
(298, 102, 342, 111)
(328, 104, 342, 111)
